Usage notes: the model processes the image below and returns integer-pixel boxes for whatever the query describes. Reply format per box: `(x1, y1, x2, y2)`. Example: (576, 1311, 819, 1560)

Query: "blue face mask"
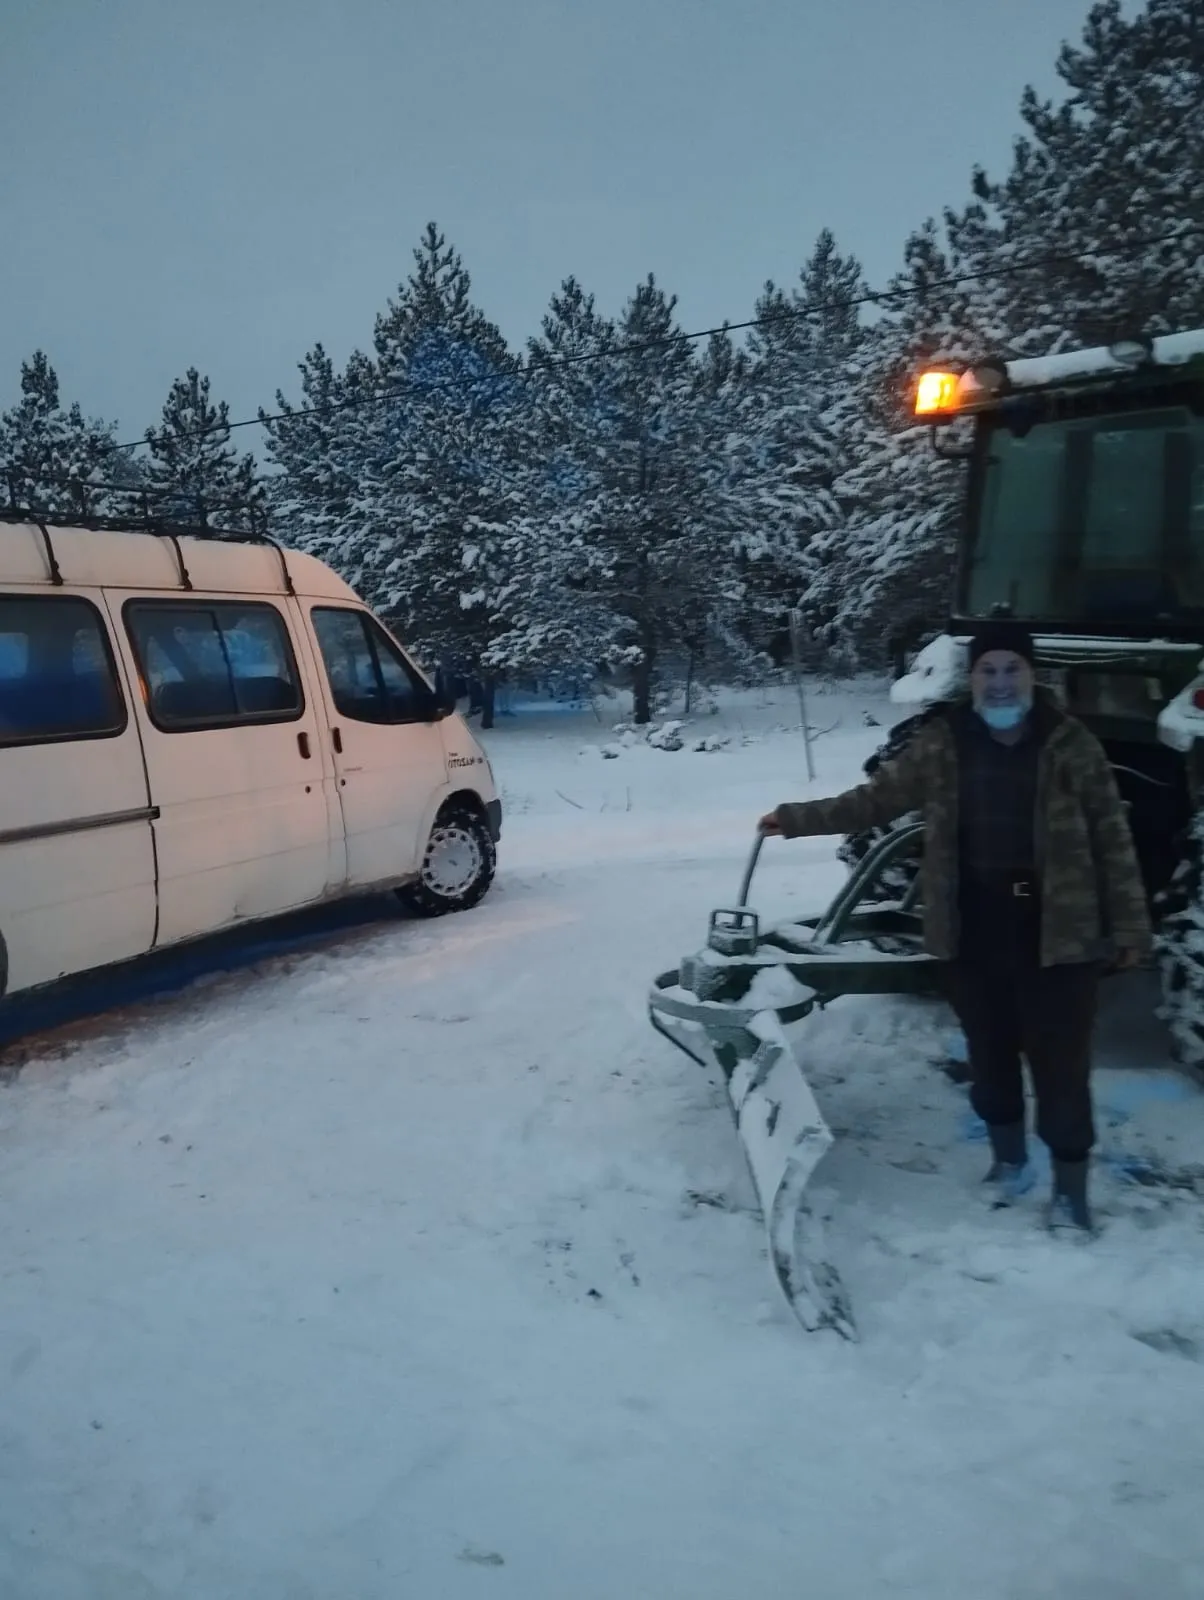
(977, 696, 1031, 731)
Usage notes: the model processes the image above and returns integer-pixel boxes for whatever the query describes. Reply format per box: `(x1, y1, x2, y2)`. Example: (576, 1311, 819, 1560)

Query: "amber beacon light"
(914, 370, 960, 417)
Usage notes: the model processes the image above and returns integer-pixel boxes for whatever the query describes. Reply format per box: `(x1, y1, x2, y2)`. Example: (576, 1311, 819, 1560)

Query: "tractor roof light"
(915, 358, 1014, 420)
(914, 370, 961, 418)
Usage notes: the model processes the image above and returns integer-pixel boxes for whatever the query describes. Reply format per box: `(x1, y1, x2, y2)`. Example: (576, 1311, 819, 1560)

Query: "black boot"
(984, 1120, 1034, 1203)
(1048, 1157, 1093, 1232)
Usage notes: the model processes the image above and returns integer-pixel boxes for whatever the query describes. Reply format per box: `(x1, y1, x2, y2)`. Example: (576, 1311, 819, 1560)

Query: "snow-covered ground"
(3, 682, 1204, 1599)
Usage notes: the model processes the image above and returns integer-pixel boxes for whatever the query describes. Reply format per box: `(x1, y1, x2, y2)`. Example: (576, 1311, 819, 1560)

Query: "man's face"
(970, 649, 1035, 708)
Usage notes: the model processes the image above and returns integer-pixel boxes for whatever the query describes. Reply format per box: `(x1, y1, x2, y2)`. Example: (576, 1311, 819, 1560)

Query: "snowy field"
(3, 682, 1204, 1599)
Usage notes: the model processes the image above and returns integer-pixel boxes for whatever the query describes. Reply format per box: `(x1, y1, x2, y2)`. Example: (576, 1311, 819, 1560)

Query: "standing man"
(759, 621, 1152, 1232)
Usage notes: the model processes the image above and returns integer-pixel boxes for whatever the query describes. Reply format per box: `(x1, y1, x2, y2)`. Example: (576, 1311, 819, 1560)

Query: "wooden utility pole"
(788, 607, 816, 782)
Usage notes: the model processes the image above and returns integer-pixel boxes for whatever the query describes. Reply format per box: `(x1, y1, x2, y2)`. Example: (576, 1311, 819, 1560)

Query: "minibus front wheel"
(400, 803, 497, 917)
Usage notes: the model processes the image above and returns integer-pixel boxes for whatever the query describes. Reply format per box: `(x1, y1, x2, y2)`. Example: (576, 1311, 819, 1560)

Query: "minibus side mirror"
(417, 684, 456, 721)
(430, 668, 458, 720)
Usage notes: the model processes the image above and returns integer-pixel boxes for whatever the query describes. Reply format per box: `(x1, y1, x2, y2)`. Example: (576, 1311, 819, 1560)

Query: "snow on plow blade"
(648, 821, 938, 1341)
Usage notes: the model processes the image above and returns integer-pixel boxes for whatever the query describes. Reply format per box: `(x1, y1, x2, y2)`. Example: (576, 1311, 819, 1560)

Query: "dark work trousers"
(946, 872, 1100, 1161)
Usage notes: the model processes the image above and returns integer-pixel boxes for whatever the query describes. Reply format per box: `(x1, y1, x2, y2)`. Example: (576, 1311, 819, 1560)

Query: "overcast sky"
(2, 0, 1108, 446)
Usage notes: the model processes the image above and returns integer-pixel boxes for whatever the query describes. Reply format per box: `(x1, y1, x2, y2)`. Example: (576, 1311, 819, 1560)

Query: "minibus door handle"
(332, 726, 343, 754)
(297, 731, 312, 760)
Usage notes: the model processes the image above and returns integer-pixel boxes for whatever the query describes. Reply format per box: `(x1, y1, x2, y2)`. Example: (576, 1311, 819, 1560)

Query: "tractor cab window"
(966, 404, 1204, 624)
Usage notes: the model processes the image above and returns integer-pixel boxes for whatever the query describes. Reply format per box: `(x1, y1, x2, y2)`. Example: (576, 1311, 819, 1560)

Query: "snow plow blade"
(649, 983, 854, 1337)
(649, 821, 938, 1341)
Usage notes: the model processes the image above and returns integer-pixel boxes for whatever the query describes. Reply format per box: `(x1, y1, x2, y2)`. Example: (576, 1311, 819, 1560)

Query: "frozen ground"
(2, 681, 1204, 1599)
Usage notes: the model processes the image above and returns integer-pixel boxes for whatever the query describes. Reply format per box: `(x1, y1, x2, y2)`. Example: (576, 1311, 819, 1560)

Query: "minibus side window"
(311, 608, 431, 724)
(126, 601, 304, 730)
(0, 595, 127, 746)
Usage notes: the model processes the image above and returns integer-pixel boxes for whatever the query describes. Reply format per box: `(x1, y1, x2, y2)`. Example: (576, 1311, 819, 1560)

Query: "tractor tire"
(1154, 819, 1204, 1074)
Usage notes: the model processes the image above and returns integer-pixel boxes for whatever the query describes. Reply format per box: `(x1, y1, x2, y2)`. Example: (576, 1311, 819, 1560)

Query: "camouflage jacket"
(774, 696, 1153, 966)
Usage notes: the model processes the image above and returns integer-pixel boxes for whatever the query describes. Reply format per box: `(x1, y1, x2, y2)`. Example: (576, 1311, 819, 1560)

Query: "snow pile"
(889, 632, 967, 706)
(595, 718, 729, 756)
(646, 720, 685, 751)
(744, 963, 815, 1010)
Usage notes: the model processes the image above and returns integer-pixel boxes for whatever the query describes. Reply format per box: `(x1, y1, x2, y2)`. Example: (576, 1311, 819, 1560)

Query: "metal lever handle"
(736, 831, 765, 908)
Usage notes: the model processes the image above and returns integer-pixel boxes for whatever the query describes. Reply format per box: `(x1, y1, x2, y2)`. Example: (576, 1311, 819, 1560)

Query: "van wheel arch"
(441, 788, 489, 825)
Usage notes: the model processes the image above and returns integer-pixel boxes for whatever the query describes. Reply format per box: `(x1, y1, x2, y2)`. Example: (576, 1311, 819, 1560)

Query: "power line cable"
(95, 222, 1204, 457)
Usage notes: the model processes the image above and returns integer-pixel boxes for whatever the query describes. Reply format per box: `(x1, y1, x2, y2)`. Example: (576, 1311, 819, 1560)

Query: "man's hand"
(758, 810, 783, 836)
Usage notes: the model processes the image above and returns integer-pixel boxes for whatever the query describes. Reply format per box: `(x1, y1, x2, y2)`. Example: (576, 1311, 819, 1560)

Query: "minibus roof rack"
(1, 479, 296, 595)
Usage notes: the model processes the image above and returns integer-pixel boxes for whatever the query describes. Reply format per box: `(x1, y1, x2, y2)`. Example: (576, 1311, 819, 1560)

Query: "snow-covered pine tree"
(744, 231, 875, 668)
(950, 0, 1204, 354)
(523, 274, 746, 722)
(830, 221, 980, 668)
(262, 227, 538, 724)
(597, 278, 713, 723)
(144, 368, 263, 530)
(483, 277, 628, 691)
(680, 326, 769, 693)
(346, 224, 531, 722)
(0, 352, 140, 518)
(261, 343, 374, 564)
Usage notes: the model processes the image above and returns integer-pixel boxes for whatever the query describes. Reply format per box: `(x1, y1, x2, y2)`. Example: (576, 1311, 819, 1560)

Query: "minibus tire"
(400, 806, 497, 917)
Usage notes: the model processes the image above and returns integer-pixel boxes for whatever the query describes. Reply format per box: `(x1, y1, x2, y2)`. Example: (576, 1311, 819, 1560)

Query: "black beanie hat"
(969, 619, 1036, 669)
